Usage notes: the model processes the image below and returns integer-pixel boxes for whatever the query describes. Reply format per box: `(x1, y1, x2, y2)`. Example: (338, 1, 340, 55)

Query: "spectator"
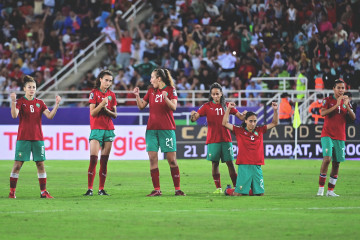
(271, 51, 285, 69)
(278, 93, 293, 125)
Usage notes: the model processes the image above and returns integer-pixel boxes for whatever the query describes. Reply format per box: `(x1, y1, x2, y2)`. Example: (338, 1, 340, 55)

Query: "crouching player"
(222, 102, 278, 196)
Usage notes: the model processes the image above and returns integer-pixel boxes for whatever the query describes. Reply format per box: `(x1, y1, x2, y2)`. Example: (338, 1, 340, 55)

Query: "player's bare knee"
(167, 159, 177, 167)
(323, 157, 331, 164)
(13, 162, 23, 172)
(35, 161, 45, 171)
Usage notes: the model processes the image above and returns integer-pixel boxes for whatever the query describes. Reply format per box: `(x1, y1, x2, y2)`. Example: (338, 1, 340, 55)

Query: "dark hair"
(209, 82, 226, 111)
(241, 111, 257, 128)
(333, 79, 345, 88)
(153, 68, 174, 87)
(344, 92, 352, 97)
(94, 69, 113, 89)
(23, 75, 36, 87)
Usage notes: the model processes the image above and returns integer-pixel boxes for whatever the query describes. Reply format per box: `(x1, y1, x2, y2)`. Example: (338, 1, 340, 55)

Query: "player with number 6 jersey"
(9, 75, 61, 199)
(133, 68, 185, 197)
(222, 102, 278, 196)
(190, 83, 246, 194)
(317, 79, 356, 197)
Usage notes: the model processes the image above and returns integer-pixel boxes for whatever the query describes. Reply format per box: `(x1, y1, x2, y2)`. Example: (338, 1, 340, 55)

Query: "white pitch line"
(1, 207, 360, 214)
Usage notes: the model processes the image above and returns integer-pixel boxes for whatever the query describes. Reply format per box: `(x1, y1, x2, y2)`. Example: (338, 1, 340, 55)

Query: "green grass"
(0, 159, 359, 240)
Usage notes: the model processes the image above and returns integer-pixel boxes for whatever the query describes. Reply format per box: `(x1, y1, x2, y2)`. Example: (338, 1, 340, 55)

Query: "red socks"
(10, 173, 19, 193)
(170, 166, 181, 190)
(99, 155, 109, 190)
(38, 173, 47, 192)
(319, 174, 326, 187)
(328, 175, 338, 191)
(88, 155, 98, 190)
(150, 167, 181, 191)
(213, 173, 221, 188)
(230, 172, 237, 187)
(150, 168, 160, 190)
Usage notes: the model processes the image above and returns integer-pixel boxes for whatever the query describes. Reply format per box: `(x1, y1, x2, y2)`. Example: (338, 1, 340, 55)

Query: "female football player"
(84, 70, 117, 196)
(133, 68, 185, 196)
(223, 102, 278, 196)
(9, 75, 61, 198)
(316, 79, 355, 197)
(190, 83, 246, 194)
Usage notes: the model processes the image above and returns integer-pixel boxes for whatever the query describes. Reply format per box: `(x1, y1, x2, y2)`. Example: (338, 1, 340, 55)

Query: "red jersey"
(89, 88, 117, 130)
(143, 86, 178, 130)
(321, 95, 352, 141)
(16, 97, 48, 141)
(232, 125, 267, 165)
(197, 102, 238, 144)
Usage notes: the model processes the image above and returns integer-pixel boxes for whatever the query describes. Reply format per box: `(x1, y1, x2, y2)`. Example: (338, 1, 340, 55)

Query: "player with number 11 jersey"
(190, 83, 246, 194)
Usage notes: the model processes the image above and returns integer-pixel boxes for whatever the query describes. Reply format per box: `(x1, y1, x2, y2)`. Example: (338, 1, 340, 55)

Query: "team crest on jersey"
(322, 100, 326, 106)
(343, 104, 346, 109)
(254, 131, 258, 136)
(173, 88, 177, 96)
(108, 96, 112, 101)
(90, 92, 94, 100)
(36, 103, 40, 108)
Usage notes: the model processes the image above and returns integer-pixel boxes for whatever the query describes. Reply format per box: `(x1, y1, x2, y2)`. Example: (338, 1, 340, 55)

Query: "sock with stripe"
(10, 173, 19, 193)
(229, 172, 237, 187)
(170, 166, 181, 190)
(212, 173, 221, 189)
(99, 155, 109, 190)
(328, 175, 338, 191)
(150, 168, 160, 190)
(319, 173, 326, 187)
(88, 155, 98, 190)
(38, 172, 47, 193)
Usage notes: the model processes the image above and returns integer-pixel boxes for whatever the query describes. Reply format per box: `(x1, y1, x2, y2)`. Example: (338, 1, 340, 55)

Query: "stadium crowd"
(2, 0, 360, 107)
(0, 0, 138, 106)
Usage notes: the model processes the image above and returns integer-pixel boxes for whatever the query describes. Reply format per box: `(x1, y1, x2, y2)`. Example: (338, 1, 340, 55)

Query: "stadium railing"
(36, 34, 106, 98)
(121, 0, 147, 22)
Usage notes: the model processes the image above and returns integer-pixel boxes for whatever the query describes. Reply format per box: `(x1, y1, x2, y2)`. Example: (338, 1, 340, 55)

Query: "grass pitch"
(0, 159, 359, 240)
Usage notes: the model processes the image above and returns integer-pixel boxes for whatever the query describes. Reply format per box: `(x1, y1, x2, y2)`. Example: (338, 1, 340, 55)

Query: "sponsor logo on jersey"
(36, 103, 40, 108)
(173, 88, 177, 96)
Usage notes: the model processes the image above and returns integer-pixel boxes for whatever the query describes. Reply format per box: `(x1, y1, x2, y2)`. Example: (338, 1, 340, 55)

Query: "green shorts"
(207, 142, 234, 162)
(89, 129, 115, 147)
(15, 140, 46, 162)
(321, 137, 345, 162)
(146, 130, 176, 152)
(235, 165, 264, 195)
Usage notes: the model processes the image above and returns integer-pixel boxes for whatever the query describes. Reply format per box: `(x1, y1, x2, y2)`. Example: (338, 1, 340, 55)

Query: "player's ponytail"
(208, 82, 227, 111)
(241, 111, 257, 128)
(94, 69, 113, 89)
(153, 68, 174, 87)
(23, 75, 36, 87)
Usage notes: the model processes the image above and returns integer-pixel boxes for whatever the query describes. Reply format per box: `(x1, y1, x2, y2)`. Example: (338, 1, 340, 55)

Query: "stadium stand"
(1, 0, 360, 111)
